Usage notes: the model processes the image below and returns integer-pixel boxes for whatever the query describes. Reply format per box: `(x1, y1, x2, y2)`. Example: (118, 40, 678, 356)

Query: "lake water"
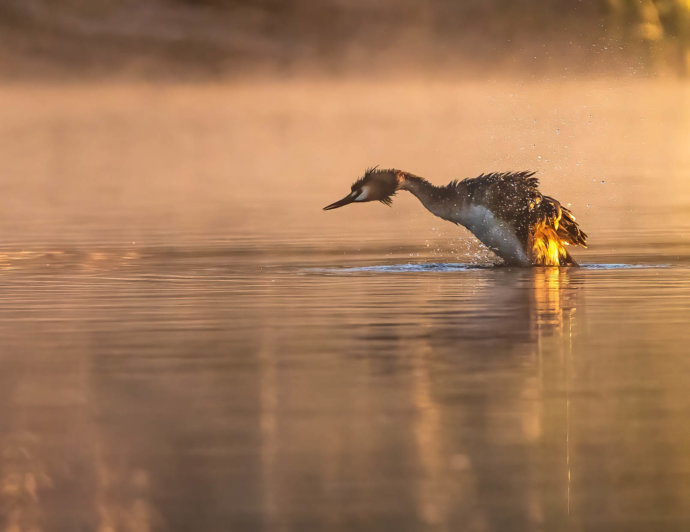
(0, 80, 689, 531)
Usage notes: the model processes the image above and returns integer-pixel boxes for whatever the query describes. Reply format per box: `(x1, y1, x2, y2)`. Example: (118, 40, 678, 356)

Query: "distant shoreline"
(2, 0, 689, 81)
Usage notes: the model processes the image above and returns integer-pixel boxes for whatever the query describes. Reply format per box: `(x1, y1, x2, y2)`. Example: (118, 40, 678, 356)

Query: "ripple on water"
(311, 263, 669, 274)
(579, 263, 668, 270)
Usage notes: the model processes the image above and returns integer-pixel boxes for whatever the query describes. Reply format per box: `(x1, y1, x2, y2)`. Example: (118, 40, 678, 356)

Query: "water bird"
(324, 168, 587, 266)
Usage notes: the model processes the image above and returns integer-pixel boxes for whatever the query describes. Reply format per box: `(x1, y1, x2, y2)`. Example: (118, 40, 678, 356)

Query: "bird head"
(323, 167, 399, 210)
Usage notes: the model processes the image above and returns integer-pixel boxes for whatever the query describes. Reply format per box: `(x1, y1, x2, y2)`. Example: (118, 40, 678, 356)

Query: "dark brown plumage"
(324, 168, 588, 266)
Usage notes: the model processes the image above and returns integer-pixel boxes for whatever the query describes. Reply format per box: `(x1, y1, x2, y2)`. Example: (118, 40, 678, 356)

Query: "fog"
(2, 0, 689, 80)
(2, 3, 690, 532)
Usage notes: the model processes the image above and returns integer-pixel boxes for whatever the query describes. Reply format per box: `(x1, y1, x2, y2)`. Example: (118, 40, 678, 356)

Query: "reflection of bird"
(324, 167, 587, 266)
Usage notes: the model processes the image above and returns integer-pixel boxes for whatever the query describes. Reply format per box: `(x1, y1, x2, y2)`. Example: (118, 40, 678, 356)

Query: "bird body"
(458, 204, 530, 265)
(324, 168, 587, 266)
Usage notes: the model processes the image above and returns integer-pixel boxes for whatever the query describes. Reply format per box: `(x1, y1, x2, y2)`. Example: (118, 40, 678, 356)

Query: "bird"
(323, 167, 587, 266)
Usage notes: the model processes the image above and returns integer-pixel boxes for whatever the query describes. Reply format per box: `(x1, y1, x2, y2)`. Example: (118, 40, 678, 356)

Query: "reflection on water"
(0, 81, 690, 530)
(1, 245, 689, 530)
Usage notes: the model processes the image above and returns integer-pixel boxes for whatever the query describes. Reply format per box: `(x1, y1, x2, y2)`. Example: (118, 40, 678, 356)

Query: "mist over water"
(1, 78, 690, 531)
(0, 1, 642, 79)
(3, 80, 689, 246)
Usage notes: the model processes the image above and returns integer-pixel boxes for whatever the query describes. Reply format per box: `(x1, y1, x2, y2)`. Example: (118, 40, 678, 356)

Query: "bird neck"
(397, 172, 448, 219)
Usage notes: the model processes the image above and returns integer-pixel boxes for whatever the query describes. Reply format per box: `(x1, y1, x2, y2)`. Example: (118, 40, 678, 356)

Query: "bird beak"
(323, 191, 358, 210)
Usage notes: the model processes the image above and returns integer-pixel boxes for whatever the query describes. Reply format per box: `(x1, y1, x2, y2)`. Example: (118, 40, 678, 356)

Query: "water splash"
(311, 263, 668, 274)
(311, 263, 481, 273)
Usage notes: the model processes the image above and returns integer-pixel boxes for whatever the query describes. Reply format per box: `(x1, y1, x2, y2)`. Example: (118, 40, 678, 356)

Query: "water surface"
(1, 80, 689, 531)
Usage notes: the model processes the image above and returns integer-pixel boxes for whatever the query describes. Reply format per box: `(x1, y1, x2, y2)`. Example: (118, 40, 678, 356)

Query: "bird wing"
(453, 172, 587, 266)
(452, 171, 542, 244)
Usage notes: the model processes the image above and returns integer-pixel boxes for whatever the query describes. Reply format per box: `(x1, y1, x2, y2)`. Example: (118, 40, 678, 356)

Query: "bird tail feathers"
(531, 196, 587, 266)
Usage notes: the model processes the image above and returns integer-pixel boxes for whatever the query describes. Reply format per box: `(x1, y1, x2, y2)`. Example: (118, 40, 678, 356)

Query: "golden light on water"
(1, 2, 690, 530)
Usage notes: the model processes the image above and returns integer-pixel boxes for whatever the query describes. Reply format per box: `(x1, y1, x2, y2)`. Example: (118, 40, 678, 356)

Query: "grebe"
(323, 168, 587, 266)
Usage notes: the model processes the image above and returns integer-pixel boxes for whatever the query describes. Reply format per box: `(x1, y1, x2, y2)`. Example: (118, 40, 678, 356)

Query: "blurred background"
(2, 3, 690, 532)
(1, 0, 689, 247)
(2, 0, 690, 80)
